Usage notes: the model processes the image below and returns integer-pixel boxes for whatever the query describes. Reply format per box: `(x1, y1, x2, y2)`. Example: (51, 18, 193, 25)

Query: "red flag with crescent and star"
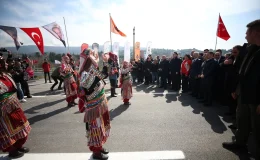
(217, 15, 230, 41)
(20, 28, 44, 55)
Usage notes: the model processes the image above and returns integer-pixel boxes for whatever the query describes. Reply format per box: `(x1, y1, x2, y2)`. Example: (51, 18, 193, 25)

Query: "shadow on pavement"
(24, 98, 66, 114)
(28, 105, 70, 125)
(109, 104, 129, 121)
(178, 93, 228, 134)
(32, 89, 64, 96)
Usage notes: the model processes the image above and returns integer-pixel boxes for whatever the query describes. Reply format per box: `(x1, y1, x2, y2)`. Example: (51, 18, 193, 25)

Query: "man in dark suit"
(169, 52, 182, 91)
(158, 55, 169, 89)
(199, 52, 219, 106)
(214, 50, 226, 104)
(223, 19, 260, 160)
(189, 52, 202, 97)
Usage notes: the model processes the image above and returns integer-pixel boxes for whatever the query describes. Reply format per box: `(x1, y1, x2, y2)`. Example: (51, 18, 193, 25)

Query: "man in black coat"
(189, 52, 202, 97)
(137, 60, 144, 83)
(144, 57, 153, 85)
(169, 52, 182, 91)
(223, 19, 260, 160)
(214, 50, 226, 104)
(158, 55, 169, 89)
(199, 52, 219, 106)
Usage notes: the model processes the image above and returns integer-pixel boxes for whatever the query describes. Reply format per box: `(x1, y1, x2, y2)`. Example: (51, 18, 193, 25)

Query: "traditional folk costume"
(60, 55, 77, 107)
(0, 58, 31, 159)
(119, 61, 133, 105)
(78, 48, 110, 160)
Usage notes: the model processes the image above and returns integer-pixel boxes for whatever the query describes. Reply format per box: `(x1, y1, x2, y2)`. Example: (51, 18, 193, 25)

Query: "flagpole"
(109, 13, 113, 52)
(215, 13, 220, 51)
(63, 17, 70, 53)
(133, 26, 135, 60)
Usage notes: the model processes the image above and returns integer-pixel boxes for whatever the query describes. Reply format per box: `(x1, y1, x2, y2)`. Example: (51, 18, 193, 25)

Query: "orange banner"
(135, 42, 140, 61)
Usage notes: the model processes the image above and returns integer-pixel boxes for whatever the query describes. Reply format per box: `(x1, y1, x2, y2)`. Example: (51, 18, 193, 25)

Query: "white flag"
(103, 41, 111, 53)
(124, 41, 130, 62)
(113, 42, 120, 64)
(55, 60, 61, 64)
(113, 42, 119, 56)
(145, 41, 152, 59)
(42, 22, 66, 47)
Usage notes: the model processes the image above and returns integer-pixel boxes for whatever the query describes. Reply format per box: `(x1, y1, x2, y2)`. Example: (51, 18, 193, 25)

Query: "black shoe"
(204, 103, 212, 107)
(67, 103, 74, 107)
(27, 95, 32, 98)
(222, 142, 247, 152)
(18, 147, 30, 153)
(228, 124, 237, 130)
(124, 102, 131, 105)
(101, 148, 109, 154)
(49, 81, 53, 83)
(72, 102, 78, 106)
(225, 112, 233, 116)
(92, 152, 109, 160)
(115, 93, 118, 95)
(111, 95, 117, 97)
(9, 150, 24, 159)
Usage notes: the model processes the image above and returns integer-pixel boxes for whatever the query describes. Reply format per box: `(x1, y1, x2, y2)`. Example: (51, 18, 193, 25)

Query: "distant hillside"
(1, 45, 231, 57)
(3, 45, 142, 55)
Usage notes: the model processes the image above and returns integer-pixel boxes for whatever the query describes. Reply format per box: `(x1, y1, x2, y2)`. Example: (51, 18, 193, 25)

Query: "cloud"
(0, 0, 260, 51)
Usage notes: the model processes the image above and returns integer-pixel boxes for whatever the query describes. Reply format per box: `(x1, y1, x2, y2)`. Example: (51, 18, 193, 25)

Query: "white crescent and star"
(31, 32, 41, 45)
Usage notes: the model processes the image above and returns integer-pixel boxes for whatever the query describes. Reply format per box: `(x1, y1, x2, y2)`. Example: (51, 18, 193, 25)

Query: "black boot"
(111, 88, 117, 97)
(92, 152, 109, 160)
(18, 147, 30, 153)
(67, 102, 74, 107)
(101, 148, 109, 154)
(9, 150, 24, 159)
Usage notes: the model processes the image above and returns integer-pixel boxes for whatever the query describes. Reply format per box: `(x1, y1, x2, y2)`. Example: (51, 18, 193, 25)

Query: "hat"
(79, 47, 99, 74)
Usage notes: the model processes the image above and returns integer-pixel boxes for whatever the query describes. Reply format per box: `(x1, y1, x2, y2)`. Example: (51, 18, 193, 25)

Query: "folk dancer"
(60, 54, 77, 107)
(119, 61, 133, 105)
(78, 48, 110, 160)
(0, 57, 31, 159)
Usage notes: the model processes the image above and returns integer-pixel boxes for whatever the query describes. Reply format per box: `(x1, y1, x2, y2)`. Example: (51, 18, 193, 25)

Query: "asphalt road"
(0, 79, 254, 160)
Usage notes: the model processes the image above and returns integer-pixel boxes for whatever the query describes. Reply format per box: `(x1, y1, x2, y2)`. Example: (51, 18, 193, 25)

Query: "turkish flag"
(217, 15, 230, 41)
(20, 28, 44, 54)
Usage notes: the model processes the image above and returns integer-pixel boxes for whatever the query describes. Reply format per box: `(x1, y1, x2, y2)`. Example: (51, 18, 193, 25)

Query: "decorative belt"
(86, 81, 105, 101)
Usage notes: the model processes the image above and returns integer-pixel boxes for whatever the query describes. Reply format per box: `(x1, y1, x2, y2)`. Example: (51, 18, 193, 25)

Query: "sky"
(0, 0, 260, 51)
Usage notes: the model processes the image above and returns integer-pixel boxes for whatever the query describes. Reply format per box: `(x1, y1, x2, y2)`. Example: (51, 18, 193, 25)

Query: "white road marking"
(30, 92, 177, 98)
(0, 150, 185, 160)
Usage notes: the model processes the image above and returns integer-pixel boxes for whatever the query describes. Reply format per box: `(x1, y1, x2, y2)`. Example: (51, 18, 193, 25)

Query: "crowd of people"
(0, 19, 259, 160)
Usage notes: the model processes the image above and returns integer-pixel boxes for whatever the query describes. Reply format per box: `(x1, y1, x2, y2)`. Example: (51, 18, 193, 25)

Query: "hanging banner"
(20, 28, 44, 55)
(42, 22, 66, 47)
(145, 41, 152, 59)
(135, 42, 140, 61)
(0, 25, 21, 50)
(124, 41, 130, 62)
(103, 41, 111, 53)
(92, 43, 99, 53)
(113, 42, 119, 56)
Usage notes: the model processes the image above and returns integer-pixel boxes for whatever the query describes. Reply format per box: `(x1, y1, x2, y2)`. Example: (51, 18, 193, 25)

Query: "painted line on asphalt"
(30, 92, 178, 98)
(0, 150, 185, 160)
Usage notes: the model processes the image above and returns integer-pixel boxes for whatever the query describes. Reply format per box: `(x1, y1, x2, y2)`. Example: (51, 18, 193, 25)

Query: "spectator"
(42, 58, 52, 83)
